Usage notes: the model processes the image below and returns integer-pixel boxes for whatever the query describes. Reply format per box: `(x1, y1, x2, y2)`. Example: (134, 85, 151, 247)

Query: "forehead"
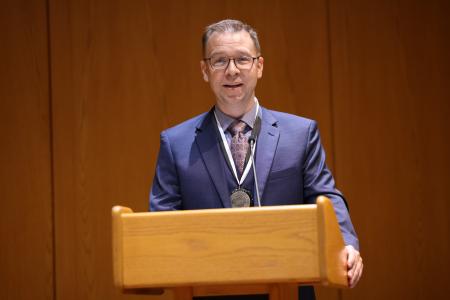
(205, 30, 257, 56)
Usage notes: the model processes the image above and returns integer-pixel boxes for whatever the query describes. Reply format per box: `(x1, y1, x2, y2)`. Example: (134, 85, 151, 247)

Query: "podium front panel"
(119, 205, 320, 288)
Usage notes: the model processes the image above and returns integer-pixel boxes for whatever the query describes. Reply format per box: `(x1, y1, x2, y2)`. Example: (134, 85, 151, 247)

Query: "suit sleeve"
(303, 121, 360, 250)
(150, 131, 182, 211)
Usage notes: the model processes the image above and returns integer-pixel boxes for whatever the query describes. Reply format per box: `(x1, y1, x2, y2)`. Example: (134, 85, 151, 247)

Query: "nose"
(225, 58, 240, 76)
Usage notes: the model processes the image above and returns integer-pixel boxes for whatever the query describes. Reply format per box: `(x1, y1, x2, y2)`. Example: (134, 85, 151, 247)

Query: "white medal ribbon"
(213, 100, 260, 187)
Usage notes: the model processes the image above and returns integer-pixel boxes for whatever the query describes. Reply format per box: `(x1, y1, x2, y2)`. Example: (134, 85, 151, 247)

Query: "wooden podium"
(112, 196, 348, 299)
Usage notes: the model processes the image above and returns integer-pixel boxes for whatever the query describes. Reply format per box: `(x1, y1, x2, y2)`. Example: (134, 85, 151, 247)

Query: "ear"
(200, 60, 209, 82)
(256, 56, 264, 79)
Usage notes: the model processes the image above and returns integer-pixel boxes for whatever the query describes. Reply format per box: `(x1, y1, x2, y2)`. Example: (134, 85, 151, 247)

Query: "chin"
(223, 96, 246, 106)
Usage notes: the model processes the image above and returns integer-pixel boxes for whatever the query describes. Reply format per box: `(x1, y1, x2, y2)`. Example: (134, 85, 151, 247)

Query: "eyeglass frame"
(203, 55, 261, 71)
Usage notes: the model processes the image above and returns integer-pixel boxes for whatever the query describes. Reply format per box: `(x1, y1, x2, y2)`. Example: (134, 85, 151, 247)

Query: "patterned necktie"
(229, 120, 249, 177)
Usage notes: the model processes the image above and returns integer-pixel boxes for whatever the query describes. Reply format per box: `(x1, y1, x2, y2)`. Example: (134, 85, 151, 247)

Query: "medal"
(214, 98, 262, 208)
(230, 187, 252, 207)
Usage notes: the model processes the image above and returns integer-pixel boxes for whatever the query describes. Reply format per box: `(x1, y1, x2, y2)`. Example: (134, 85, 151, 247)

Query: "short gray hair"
(202, 19, 261, 57)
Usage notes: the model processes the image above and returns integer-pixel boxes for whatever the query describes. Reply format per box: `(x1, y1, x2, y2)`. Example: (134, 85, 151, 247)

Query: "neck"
(216, 97, 256, 119)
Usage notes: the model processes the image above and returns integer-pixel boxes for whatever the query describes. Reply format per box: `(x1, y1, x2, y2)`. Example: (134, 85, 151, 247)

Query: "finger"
(350, 266, 362, 288)
(346, 246, 360, 269)
(347, 264, 354, 284)
(355, 261, 363, 285)
(347, 263, 354, 279)
(352, 258, 362, 281)
(348, 256, 362, 286)
(349, 258, 363, 288)
(347, 248, 355, 268)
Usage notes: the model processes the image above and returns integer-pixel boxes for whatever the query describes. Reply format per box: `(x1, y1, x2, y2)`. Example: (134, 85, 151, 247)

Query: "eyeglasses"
(204, 55, 260, 71)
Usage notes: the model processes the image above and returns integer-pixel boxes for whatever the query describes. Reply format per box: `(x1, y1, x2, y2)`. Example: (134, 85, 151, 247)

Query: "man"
(150, 19, 363, 299)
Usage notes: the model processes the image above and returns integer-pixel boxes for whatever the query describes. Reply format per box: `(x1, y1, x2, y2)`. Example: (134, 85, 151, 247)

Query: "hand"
(345, 245, 363, 288)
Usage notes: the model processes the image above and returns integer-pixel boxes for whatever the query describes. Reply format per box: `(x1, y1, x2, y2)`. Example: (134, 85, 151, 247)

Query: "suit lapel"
(195, 110, 231, 208)
(255, 108, 279, 202)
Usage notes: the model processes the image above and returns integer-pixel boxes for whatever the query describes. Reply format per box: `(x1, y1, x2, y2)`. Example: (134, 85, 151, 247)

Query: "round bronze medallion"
(230, 188, 252, 208)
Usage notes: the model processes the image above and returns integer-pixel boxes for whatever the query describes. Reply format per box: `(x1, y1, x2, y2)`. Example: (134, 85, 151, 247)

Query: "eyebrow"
(208, 50, 253, 57)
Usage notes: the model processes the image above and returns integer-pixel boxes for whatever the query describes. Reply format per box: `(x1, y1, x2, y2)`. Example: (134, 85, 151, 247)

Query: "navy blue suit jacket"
(150, 107, 359, 249)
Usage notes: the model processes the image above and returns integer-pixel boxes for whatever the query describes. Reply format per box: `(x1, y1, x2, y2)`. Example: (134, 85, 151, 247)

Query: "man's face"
(200, 30, 264, 112)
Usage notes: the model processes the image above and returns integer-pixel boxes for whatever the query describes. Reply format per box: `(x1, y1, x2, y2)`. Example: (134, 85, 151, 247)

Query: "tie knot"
(229, 120, 247, 136)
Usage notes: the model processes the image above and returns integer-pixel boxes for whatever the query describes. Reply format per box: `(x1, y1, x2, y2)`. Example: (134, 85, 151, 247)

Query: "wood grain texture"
(329, 0, 450, 299)
(119, 206, 320, 287)
(111, 206, 132, 288)
(269, 284, 299, 300)
(317, 197, 347, 287)
(112, 200, 346, 299)
(48, 1, 338, 299)
(8, 0, 450, 299)
(49, 1, 175, 299)
(0, 1, 54, 299)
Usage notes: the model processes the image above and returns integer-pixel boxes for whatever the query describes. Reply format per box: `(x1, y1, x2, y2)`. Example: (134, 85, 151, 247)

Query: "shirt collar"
(214, 98, 259, 132)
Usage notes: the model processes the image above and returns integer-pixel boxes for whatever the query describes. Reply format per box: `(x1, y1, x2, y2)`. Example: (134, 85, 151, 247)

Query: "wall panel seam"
(45, 0, 57, 299)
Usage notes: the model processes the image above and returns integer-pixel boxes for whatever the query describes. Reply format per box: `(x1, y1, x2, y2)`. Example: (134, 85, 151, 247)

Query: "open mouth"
(223, 83, 243, 89)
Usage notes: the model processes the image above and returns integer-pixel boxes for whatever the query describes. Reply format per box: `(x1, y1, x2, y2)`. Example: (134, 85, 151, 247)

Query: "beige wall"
(1, 0, 449, 299)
